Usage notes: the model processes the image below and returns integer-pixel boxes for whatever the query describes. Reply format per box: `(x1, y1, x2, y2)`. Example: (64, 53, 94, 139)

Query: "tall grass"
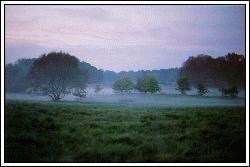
(5, 101, 246, 162)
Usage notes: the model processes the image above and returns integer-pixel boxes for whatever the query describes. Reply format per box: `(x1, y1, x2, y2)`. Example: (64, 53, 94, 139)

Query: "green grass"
(5, 100, 246, 162)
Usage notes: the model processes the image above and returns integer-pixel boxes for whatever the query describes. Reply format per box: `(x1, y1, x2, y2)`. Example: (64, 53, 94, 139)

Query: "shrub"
(219, 86, 239, 97)
(197, 82, 208, 96)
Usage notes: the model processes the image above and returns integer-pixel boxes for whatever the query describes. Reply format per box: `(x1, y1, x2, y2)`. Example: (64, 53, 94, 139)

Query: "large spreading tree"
(28, 51, 87, 101)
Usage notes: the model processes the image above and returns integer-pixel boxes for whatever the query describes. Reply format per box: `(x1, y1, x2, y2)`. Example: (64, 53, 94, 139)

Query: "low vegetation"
(5, 101, 246, 162)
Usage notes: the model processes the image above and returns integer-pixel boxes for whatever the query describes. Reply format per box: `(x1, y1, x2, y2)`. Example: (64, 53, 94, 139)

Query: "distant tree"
(218, 86, 239, 98)
(5, 59, 36, 93)
(228, 86, 239, 97)
(136, 76, 161, 93)
(79, 61, 103, 83)
(15, 58, 36, 74)
(112, 77, 134, 93)
(224, 53, 245, 87)
(180, 53, 245, 88)
(103, 68, 179, 85)
(5, 64, 25, 92)
(28, 51, 87, 101)
(176, 75, 191, 95)
(94, 85, 103, 93)
(73, 87, 87, 99)
(197, 82, 208, 96)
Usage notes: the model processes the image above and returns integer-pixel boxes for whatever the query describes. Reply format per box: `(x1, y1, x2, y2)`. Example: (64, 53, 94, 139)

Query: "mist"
(6, 85, 245, 107)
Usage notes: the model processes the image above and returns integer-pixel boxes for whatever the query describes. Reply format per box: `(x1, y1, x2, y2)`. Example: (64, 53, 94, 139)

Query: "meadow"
(5, 100, 246, 163)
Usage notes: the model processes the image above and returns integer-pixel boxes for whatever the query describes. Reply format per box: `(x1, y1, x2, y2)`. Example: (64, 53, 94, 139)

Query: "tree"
(28, 51, 87, 101)
(72, 87, 87, 99)
(5, 58, 36, 93)
(94, 85, 103, 93)
(197, 82, 208, 96)
(219, 86, 239, 98)
(79, 61, 103, 83)
(180, 53, 245, 88)
(112, 77, 134, 93)
(176, 75, 191, 95)
(5, 64, 25, 92)
(136, 76, 161, 93)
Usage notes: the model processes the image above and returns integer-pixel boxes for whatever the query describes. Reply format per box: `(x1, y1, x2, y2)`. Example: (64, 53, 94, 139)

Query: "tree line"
(5, 51, 245, 101)
(5, 56, 180, 93)
(5, 54, 103, 93)
(180, 53, 245, 88)
(103, 68, 179, 84)
(112, 76, 161, 94)
(177, 52, 245, 97)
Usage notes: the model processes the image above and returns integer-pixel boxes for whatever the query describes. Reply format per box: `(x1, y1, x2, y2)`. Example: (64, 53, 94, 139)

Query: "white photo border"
(1, 1, 249, 166)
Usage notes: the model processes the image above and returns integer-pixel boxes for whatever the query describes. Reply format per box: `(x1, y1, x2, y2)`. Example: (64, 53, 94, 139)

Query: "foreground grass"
(5, 101, 246, 162)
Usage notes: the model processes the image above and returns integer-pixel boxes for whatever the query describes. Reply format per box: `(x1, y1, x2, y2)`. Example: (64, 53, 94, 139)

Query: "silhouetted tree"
(180, 53, 245, 88)
(28, 51, 87, 101)
(79, 62, 103, 83)
(5, 64, 25, 92)
(5, 58, 36, 92)
(219, 86, 239, 98)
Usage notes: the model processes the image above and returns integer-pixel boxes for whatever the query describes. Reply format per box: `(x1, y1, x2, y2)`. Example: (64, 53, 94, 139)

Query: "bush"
(219, 86, 239, 97)
(197, 82, 208, 96)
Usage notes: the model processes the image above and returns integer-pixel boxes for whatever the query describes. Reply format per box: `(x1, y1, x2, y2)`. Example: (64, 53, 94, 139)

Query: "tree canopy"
(5, 58, 36, 92)
(176, 74, 191, 95)
(112, 77, 134, 93)
(28, 51, 87, 101)
(180, 53, 245, 87)
(136, 76, 161, 93)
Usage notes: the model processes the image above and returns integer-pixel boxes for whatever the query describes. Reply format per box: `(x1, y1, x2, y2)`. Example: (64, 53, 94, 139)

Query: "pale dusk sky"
(5, 5, 245, 72)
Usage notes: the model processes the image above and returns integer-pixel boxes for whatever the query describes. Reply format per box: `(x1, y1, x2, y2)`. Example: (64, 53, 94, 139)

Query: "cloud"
(5, 5, 245, 72)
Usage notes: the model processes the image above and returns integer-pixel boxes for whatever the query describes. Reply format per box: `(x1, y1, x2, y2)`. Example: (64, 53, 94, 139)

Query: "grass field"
(5, 100, 246, 163)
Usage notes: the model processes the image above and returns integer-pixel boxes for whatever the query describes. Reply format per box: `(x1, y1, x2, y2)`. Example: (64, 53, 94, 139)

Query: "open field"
(5, 100, 246, 162)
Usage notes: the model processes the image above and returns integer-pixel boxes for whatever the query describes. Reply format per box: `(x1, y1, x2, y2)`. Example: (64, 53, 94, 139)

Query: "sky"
(5, 5, 245, 72)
